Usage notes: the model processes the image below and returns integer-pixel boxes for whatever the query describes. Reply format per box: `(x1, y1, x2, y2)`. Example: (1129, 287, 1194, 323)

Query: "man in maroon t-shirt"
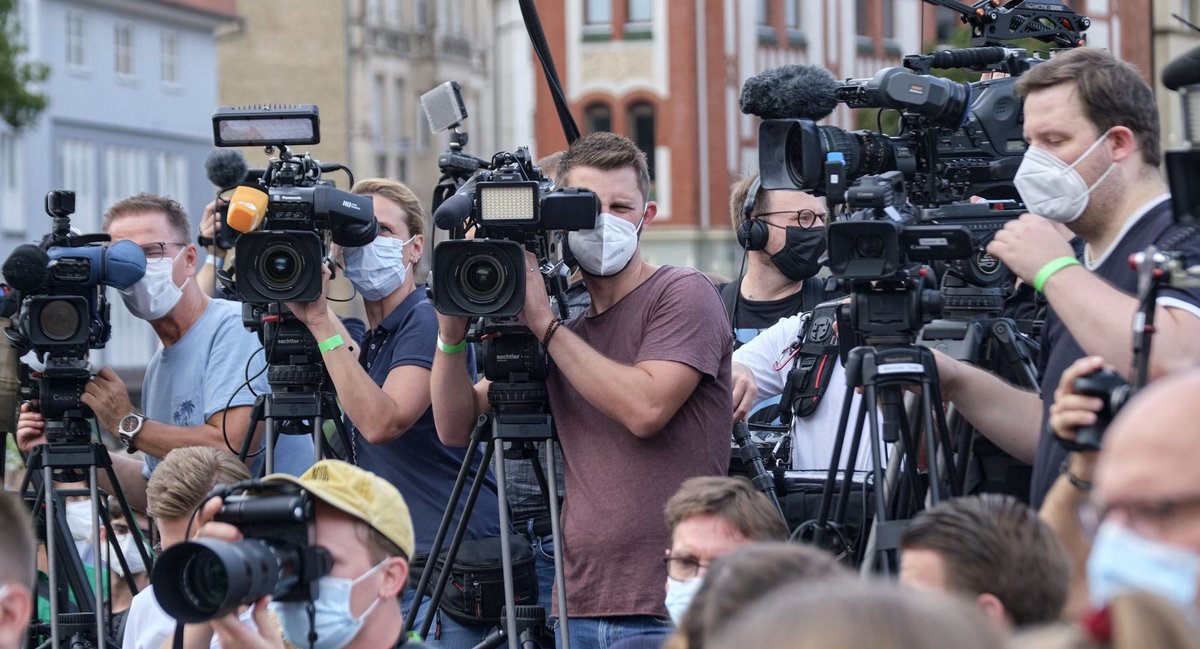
(431, 132, 732, 649)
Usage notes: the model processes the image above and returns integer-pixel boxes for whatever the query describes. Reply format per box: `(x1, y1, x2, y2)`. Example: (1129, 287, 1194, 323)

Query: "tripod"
(808, 344, 960, 574)
(403, 373, 569, 649)
(19, 415, 153, 649)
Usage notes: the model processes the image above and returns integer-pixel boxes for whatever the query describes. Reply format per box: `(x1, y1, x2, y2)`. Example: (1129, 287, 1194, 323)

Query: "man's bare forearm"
(942, 361, 1042, 463)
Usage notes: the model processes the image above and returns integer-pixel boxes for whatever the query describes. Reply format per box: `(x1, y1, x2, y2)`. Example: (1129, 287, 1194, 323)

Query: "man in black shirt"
(720, 174, 830, 348)
(936, 48, 1200, 508)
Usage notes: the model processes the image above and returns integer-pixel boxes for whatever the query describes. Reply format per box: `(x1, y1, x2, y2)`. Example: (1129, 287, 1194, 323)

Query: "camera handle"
(804, 345, 960, 575)
(20, 440, 154, 648)
(404, 411, 568, 649)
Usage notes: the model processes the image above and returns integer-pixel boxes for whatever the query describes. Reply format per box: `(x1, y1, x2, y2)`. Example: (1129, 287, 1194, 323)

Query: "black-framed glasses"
(664, 555, 713, 581)
(754, 209, 827, 229)
(136, 241, 189, 261)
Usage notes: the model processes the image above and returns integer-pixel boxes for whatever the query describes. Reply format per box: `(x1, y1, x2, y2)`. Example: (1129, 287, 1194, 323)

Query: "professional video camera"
(753, 1, 1089, 208)
(153, 481, 331, 623)
(212, 104, 378, 304)
(2, 191, 145, 439)
(429, 147, 597, 322)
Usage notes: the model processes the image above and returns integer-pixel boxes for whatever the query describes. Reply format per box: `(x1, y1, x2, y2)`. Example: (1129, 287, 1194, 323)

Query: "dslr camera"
(429, 147, 598, 320)
(152, 481, 331, 623)
(212, 104, 378, 304)
(1, 191, 146, 439)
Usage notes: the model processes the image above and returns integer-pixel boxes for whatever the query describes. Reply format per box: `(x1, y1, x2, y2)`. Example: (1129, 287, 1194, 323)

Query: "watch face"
(120, 415, 140, 434)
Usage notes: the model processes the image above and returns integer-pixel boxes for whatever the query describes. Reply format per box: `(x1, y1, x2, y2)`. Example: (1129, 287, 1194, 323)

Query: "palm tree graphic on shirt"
(174, 399, 196, 425)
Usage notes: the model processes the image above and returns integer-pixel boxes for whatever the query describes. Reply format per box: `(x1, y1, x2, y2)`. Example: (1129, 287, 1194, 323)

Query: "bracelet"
(197, 235, 215, 247)
(541, 319, 564, 350)
(205, 254, 224, 269)
(317, 334, 345, 354)
(1032, 256, 1081, 293)
(437, 333, 468, 355)
(1059, 457, 1093, 492)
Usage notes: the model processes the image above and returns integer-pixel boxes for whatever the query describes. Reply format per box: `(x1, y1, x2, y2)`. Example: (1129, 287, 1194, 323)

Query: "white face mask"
(342, 235, 415, 301)
(117, 252, 187, 320)
(568, 211, 644, 277)
(64, 499, 95, 560)
(109, 533, 147, 577)
(1013, 130, 1117, 224)
(665, 575, 703, 625)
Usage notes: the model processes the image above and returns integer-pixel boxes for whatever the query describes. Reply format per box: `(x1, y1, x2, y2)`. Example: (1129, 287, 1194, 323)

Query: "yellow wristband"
(1032, 256, 1081, 293)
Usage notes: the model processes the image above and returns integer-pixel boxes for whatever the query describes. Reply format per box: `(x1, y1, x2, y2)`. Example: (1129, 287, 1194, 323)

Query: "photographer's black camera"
(1069, 368, 1131, 451)
(153, 482, 332, 623)
(429, 148, 598, 318)
(212, 105, 378, 304)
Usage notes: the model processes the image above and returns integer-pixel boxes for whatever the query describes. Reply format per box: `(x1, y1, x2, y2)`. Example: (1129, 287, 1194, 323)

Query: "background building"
(0, 0, 235, 379)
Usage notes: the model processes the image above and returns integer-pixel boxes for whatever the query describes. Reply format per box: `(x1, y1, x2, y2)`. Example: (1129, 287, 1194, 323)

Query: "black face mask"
(769, 226, 826, 282)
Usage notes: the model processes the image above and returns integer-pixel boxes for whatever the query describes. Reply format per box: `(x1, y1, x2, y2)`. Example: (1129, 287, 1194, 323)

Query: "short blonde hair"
(146, 447, 251, 520)
(351, 178, 426, 239)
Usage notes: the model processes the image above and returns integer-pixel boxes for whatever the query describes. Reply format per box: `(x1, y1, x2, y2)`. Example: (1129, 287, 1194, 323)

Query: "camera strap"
(779, 297, 844, 426)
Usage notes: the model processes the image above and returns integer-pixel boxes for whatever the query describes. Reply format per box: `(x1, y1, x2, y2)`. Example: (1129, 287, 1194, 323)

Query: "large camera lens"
(39, 299, 82, 342)
(461, 256, 507, 304)
(258, 244, 301, 289)
(153, 538, 294, 623)
(430, 240, 526, 318)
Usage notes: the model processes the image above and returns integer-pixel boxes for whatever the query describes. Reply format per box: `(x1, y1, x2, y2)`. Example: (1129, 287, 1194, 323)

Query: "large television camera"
(212, 104, 378, 305)
(757, 1, 1090, 208)
(153, 481, 331, 623)
(1, 191, 146, 439)
(429, 147, 598, 323)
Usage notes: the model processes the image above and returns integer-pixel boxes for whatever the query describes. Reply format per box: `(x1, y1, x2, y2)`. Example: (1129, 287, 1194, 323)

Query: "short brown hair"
(665, 476, 788, 543)
(670, 543, 846, 649)
(0, 492, 35, 589)
(351, 178, 426, 239)
(900, 494, 1069, 627)
(729, 174, 766, 231)
(354, 521, 408, 563)
(1016, 48, 1160, 166)
(146, 447, 252, 520)
(102, 193, 192, 244)
(556, 131, 652, 201)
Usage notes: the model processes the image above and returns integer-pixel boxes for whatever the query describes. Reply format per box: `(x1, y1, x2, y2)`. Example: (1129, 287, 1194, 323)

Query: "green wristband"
(1032, 256, 1081, 293)
(437, 333, 468, 355)
(317, 334, 345, 353)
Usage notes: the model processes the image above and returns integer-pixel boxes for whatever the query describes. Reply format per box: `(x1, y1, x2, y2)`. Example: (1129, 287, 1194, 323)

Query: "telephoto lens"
(153, 537, 299, 623)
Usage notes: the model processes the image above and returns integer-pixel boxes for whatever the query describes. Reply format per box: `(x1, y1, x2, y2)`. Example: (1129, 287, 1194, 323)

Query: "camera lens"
(854, 234, 886, 258)
(180, 551, 230, 614)
(153, 538, 287, 623)
(259, 244, 301, 288)
(39, 299, 81, 342)
(461, 255, 508, 304)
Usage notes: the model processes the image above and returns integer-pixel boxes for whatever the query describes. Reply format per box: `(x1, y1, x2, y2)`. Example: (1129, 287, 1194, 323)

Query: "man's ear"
(975, 592, 1011, 630)
(0, 586, 33, 649)
(1107, 125, 1138, 164)
(381, 557, 409, 598)
(641, 201, 658, 230)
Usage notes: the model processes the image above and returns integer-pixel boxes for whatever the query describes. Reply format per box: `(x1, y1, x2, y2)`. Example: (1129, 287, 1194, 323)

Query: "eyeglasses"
(136, 241, 189, 261)
(1078, 494, 1200, 538)
(754, 209, 827, 229)
(664, 554, 714, 581)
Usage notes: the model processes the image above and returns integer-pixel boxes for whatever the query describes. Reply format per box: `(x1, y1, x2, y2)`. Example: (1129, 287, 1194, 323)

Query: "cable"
(221, 343, 270, 458)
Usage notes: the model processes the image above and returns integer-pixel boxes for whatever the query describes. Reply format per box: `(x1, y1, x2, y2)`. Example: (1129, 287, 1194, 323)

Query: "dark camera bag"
(417, 534, 539, 626)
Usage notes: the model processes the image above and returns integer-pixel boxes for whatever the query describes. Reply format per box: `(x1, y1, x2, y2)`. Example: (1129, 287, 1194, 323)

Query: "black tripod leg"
(891, 402, 923, 518)
(812, 378, 860, 548)
(926, 377, 960, 498)
(833, 404, 868, 528)
(493, 437, 520, 649)
(544, 438, 569, 649)
(862, 383, 894, 575)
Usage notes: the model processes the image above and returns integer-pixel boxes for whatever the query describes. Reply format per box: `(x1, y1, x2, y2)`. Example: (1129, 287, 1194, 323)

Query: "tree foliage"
(0, 0, 48, 131)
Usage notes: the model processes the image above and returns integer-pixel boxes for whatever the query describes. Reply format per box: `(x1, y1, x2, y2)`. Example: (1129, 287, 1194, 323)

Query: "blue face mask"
(1087, 521, 1200, 609)
(343, 235, 415, 301)
(664, 576, 703, 625)
(271, 560, 387, 649)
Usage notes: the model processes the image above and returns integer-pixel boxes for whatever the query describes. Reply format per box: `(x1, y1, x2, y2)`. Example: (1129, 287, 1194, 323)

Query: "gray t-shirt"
(140, 299, 313, 478)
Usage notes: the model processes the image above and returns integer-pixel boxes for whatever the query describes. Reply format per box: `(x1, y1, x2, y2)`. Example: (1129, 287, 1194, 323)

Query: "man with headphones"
(721, 174, 831, 350)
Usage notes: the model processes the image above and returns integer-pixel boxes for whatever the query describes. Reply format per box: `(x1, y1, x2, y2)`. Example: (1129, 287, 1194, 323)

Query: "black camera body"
(1069, 368, 1131, 451)
(429, 148, 598, 319)
(153, 482, 332, 623)
(2, 191, 148, 440)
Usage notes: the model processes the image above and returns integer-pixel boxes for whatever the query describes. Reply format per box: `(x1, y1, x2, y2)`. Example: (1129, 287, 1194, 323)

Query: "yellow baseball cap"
(264, 460, 415, 560)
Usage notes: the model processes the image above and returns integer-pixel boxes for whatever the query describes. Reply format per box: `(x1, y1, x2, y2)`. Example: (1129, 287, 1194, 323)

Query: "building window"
(114, 23, 134, 78)
(584, 103, 612, 134)
(757, 0, 769, 25)
(104, 146, 149, 213)
(156, 152, 188, 206)
(415, 0, 429, 28)
(66, 12, 87, 70)
(384, 0, 401, 26)
(366, 0, 381, 23)
(627, 102, 656, 180)
(161, 31, 179, 85)
(627, 0, 651, 24)
(855, 0, 869, 36)
(882, 0, 895, 39)
(60, 139, 97, 233)
(0, 132, 23, 234)
(376, 153, 388, 177)
(586, 0, 612, 25)
(785, 0, 801, 30)
(393, 78, 407, 145)
(415, 93, 429, 149)
(372, 74, 386, 139)
(396, 157, 407, 182)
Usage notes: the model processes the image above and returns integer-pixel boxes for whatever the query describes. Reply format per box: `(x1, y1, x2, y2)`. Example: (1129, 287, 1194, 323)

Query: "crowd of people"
(3, 45, 1200, 649)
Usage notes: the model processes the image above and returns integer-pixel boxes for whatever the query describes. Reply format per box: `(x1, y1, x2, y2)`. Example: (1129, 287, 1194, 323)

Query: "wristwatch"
(118, 412, 147, 453)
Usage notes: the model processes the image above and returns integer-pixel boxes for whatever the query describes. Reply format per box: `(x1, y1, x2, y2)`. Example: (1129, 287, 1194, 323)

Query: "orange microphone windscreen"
(226, 185, 269, 233)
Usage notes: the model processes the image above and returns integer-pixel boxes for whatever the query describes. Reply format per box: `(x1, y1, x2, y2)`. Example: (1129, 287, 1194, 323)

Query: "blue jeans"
(532, 532, 557, 613)
(552, 615, 672, 649)
(402, 589, 495, 649)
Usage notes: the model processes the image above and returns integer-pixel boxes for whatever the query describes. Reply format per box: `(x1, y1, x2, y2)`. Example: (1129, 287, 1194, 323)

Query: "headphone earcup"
(737, 218, 769, 251)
